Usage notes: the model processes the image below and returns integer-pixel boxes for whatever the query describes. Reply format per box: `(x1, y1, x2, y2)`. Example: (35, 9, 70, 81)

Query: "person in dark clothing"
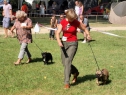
(68, 0, 75, 9)
(60, 0, 68, 10)
(48, 0, 53, 8)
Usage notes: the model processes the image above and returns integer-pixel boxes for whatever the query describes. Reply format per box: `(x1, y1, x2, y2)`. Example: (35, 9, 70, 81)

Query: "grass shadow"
(106, 80, 112, 85)
(31, 58, 42, 63)
(71, 74, 112, 86)
(44, 62, 55, 65)
(101, 79, 112, 85)
(28, 58, 55, 65)
(71, 74, 96, 86)
(88, 40, 96, 43)
(78, 39, 96, 42)
(0, 42, 4, 44)
(78, 38, 84, 41)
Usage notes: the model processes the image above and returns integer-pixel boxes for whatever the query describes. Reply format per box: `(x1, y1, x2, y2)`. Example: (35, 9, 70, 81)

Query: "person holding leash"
(10, 10, 33, 65)
(78, 14, 90, 43)
(55, 9, 91, 89)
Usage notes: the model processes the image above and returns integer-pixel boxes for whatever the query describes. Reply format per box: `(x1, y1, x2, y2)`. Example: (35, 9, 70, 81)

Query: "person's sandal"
(14, 62, 20, 66)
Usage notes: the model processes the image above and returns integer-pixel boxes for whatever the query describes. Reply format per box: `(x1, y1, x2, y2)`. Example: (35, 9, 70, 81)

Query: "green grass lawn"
(0, 30, 126, 95)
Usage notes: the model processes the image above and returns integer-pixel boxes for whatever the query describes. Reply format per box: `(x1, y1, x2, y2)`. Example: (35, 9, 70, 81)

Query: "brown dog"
(95, 69, 109, 85)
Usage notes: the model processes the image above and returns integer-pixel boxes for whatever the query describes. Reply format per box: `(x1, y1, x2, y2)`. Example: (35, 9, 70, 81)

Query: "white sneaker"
(82, 40, 86, 43)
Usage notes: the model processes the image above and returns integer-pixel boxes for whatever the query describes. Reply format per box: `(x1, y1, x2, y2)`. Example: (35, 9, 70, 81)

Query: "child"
(49, 15, 57, 40)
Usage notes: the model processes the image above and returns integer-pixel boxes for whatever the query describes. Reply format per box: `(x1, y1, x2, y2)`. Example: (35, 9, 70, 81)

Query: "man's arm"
(10, 9, 12, 16)
(2, 9, 5, 16)
(2, 5, 5, 16)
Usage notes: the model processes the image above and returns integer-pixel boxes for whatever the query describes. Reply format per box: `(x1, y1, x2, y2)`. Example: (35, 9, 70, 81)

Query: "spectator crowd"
(20, 0, 85, 16)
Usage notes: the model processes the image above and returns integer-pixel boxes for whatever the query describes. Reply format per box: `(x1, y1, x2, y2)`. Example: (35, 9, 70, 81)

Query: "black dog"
(41, 52, 53, 65)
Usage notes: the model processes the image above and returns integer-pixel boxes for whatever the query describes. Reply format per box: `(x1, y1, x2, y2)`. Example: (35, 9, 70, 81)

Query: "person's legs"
(15, 43, 28, 64)
(83, 31, 87, 42)
(82, 27, 90, 43)
(18, 43, 28, 59)
(49, 30, 52, 40)
(50, 30, 55, 40)
(63, 42, 78, 85)
(4, 28, 8, 38)
(25, 44, 32, 63)
(3, 17, 12, 38)
(78, 29, 86, 43)
(51, 30, 55, 40)
(3, 17, 9, 38)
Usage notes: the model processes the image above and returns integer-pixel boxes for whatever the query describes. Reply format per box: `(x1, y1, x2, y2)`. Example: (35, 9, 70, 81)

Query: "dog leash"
(88, 42, 100, 70)
(61, 46, 68, 58)
(33, 41, 43, 53)
(38, 23, 57, 31)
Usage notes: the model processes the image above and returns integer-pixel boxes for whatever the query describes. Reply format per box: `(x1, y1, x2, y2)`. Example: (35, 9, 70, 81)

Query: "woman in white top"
(40, 1, 46, 16)
(74, 0, 79, 17)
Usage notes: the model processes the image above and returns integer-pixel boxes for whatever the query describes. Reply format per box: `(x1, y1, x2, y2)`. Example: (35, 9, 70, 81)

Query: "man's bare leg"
(4, 28, 8, 38)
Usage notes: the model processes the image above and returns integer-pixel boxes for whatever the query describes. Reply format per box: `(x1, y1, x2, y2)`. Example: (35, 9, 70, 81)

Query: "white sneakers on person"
(82, 40, 86, 43)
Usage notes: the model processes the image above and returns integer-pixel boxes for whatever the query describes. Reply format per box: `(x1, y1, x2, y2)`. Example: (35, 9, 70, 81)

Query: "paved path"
(0, 26, 126, 35)
(91, 26, 126, 31)
(0, 27, 49, 35)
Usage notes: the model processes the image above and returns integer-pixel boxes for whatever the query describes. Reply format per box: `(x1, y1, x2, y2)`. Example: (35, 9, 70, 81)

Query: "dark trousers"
(49, 30, 55, 38)
(61, 41, 79, 84)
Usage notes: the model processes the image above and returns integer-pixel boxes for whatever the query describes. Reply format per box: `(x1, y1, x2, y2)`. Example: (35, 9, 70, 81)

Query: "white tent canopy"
(109, 1, 126, 25)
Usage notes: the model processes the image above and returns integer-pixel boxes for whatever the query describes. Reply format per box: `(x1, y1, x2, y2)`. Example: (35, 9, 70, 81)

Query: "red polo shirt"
(60, 19, 80, 42)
